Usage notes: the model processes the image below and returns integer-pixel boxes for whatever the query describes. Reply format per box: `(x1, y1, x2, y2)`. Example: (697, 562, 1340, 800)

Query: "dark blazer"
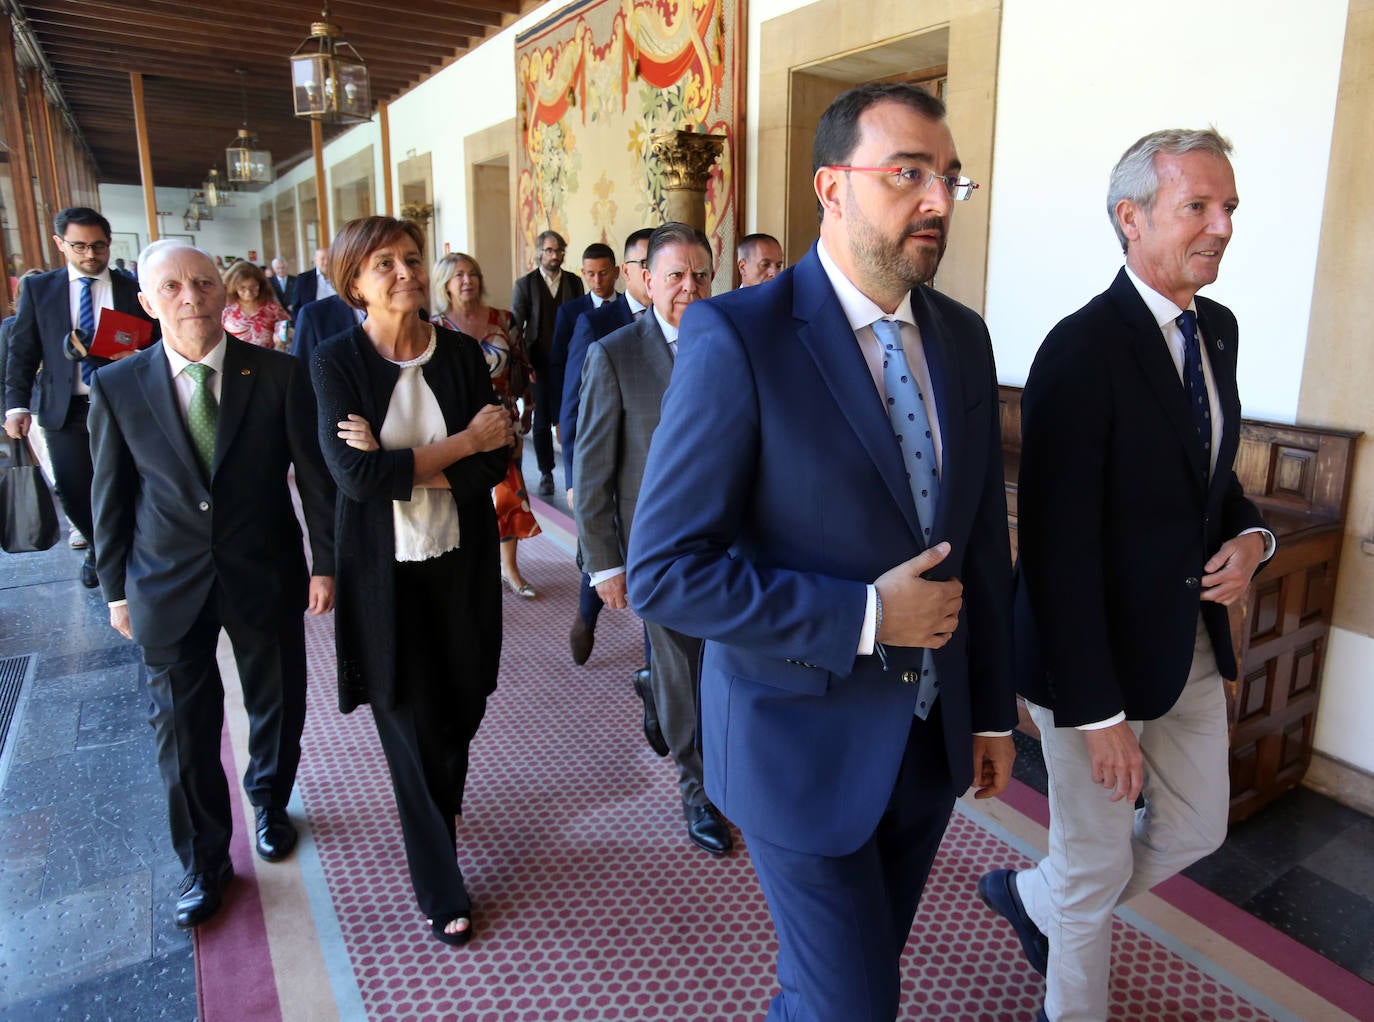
(288, 268, 322, 318)
(559, 298, 634, 489)
(549, 292, 617, 423)
(292, 295, 356, 364)
(1013, 268, 1266, 726)
(89, 336, 336, 648)
(572, 311, 671, 573)
(5, 267, 155, 426)
(509, 267, 583, 373)
(626, 244, 1015, 858)
(310, 325, 508, 714)
(270, 274, 294, 307)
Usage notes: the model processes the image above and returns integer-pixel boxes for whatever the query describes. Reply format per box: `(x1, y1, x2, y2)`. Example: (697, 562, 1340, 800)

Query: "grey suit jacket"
(572, 312, 674, 574)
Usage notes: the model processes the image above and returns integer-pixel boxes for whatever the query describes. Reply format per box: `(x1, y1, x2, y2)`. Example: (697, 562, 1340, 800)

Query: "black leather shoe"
(538, 472, 554, 496)
(174, 859, 233, 929)
(978, 869, 1049, 976)
(79, 555, 98, 589)
(254, 807, 298, 862)
(632, 668, 668, 756)
(685, 803, 733, 856)
(570, 614, 595, 666)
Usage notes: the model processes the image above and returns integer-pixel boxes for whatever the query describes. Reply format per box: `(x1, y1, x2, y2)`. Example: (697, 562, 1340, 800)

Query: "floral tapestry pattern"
(515, 0, 740, 292)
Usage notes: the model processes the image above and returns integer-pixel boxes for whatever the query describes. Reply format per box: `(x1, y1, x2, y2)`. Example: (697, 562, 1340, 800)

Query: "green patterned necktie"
(181, 362, 218, 477)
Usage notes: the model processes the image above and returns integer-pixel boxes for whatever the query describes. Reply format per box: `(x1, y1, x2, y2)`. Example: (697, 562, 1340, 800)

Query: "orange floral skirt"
(494, 451, 541, 541)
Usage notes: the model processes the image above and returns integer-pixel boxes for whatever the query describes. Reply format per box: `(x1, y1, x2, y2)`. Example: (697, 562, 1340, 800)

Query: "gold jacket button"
(902, 670, 918, 685)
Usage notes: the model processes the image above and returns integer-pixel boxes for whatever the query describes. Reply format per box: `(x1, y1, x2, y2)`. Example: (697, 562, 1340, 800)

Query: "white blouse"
(377, 328, 461, 561)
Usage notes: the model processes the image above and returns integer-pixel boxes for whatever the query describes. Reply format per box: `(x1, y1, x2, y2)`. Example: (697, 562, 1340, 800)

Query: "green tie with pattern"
(182, 362, 217, 478)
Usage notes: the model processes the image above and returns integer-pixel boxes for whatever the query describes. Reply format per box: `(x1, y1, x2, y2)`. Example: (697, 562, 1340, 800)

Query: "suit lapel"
(639, 312, 675, 389)
(136, 342, 205, 485)
(910, 286, 960, 542)
(212, 337, 256, 477)
(792, 250, 924, 541)
(1109, 270, 1210, 487)
(1197, 301, 1241, 499)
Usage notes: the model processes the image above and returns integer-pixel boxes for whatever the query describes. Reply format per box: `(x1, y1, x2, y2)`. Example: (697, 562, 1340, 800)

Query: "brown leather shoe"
(570, 614, 595, 665)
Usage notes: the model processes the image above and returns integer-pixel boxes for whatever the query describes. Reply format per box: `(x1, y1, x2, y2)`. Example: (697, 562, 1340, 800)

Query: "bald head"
(136, 243, 228, 361)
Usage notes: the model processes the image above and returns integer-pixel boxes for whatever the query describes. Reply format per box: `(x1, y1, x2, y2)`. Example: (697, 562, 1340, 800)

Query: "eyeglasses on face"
(541, 246, 566, 255)
(825, 165, 979, 201)
(63, 240, 111, 254)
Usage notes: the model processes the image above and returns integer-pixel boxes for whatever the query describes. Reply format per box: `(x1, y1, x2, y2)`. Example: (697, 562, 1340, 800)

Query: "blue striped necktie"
(79, 277, 98, 384)
(873, 317, 940, 719)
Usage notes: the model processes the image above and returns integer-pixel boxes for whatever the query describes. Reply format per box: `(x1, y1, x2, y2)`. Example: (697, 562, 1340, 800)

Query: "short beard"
(845, 179, 945, 294)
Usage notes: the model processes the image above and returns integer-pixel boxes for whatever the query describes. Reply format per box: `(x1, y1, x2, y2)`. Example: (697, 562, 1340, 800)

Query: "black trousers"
(45, 395, 95, 547)
(530, 373, 556, 474)
(140, 585, 307, 874)
(371, 548, 489, 919)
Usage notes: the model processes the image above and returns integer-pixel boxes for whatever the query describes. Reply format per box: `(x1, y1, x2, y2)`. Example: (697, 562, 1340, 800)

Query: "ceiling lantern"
(226, 70, 273, 186)
(290, 4, 371, 124)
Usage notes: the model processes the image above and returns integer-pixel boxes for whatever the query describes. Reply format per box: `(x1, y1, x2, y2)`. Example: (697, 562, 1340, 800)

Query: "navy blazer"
(626, 244, 1015, 857)
(547, 292, 596, 423)
(5, 267, 155, 426)
(559, 298, 633, 489)
(89, 336, 336, 648)
(292, 295, 356, 364)
(1013, 268, 1266, 726)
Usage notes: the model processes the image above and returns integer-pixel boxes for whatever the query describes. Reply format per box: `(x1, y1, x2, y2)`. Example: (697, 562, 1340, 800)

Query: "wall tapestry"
(514, 0, 742, 292)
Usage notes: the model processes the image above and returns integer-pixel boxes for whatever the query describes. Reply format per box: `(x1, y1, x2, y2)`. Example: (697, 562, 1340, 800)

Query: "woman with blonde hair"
(431, 252, 541, 597)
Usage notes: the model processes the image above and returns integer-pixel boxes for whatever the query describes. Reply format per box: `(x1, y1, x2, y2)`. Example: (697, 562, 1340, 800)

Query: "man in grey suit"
(573, 222, 731, 855)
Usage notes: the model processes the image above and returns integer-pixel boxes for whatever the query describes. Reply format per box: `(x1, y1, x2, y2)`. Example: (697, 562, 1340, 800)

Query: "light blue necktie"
(79, 277, 98, 384)
(874, 318, 940, 719)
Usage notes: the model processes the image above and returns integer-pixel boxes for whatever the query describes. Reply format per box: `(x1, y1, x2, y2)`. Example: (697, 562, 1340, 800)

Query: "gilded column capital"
(649, 130, 727, 191)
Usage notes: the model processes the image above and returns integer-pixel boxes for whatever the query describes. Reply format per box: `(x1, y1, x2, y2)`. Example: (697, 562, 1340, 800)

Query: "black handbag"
(0, 438, 61, 553)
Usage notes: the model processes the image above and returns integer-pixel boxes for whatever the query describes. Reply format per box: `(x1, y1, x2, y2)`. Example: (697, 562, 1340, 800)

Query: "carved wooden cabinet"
(996, 386, 1361, 823)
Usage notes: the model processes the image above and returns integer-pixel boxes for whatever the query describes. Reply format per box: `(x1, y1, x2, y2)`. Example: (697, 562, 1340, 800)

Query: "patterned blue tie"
(874, 318, 940, 719)
(1176, 311, 1212, 470)
(79, 277, 98, 385)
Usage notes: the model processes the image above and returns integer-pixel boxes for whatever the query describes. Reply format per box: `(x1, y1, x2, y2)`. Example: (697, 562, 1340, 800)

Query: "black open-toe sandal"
(429, 912, 473, 947)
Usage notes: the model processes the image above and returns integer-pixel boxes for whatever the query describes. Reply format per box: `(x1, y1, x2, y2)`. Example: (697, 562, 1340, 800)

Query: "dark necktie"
(182, 362, 218, 478)
(873, 318, 940, 719)
(79, 277, 98, 385)
(1175, 310, 1212, 468)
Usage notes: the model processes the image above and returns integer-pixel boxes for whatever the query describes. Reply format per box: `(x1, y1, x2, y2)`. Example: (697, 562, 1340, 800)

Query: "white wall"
(98, 183, 266, 265)
(985, 0, 1349, 423)
(1315, 627, 1374, 773)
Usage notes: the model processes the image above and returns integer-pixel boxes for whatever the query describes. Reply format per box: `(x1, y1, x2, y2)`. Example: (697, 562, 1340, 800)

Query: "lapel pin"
(241, 368, 251, 375)
(1216, 339, 1224, 351)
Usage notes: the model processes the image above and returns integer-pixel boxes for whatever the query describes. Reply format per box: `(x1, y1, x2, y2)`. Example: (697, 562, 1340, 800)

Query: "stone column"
(649, 129, 727, 232)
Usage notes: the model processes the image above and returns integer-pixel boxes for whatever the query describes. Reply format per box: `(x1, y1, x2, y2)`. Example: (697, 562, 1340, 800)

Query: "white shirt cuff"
(1077, 712, 1126, 731)
(6, 407, 31, 418)
(587, 565, 625, 587)
(1237, 526, 1277, 562)
(107, 599, 127, 608)
(974, 730, 1013, 737)
(857, 584, 877, 655)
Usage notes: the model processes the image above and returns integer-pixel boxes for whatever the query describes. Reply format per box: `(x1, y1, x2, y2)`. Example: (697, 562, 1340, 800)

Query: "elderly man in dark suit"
(287, 247, 335, 320)
(90, 241, 336, 930)
(978, 129, 1273, 1022)
(627, 85, 1016, 1020)
(269, 257, 294, 307)
(511, 230, 583, 496)
(4, 207, 156, 586)
(574, 222, 731, 857)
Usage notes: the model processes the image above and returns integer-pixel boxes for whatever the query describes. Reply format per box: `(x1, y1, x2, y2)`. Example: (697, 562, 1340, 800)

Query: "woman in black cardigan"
(310, 216, 511, 946)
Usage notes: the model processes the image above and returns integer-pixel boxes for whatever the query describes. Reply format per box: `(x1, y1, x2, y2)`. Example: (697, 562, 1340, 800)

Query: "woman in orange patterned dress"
(431, 253, 541, 597)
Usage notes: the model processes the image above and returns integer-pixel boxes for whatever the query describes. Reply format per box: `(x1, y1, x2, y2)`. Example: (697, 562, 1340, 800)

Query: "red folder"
(87, 308, 154, 358)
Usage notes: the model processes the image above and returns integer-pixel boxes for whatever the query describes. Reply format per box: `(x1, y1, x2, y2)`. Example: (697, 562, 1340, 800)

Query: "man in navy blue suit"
(556, 228, 652, 668)
(627, 84, 1016, 1020)
(547, 241, 619, 437)
(4, 207, 156, 588)
(291, 293, 358, 365)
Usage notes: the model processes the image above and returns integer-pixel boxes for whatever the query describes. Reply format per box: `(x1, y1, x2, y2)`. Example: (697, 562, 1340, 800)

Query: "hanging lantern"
(203, 167, 235, 208)
(290, 5, 371, 124)
(226, 71, 273, 185)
